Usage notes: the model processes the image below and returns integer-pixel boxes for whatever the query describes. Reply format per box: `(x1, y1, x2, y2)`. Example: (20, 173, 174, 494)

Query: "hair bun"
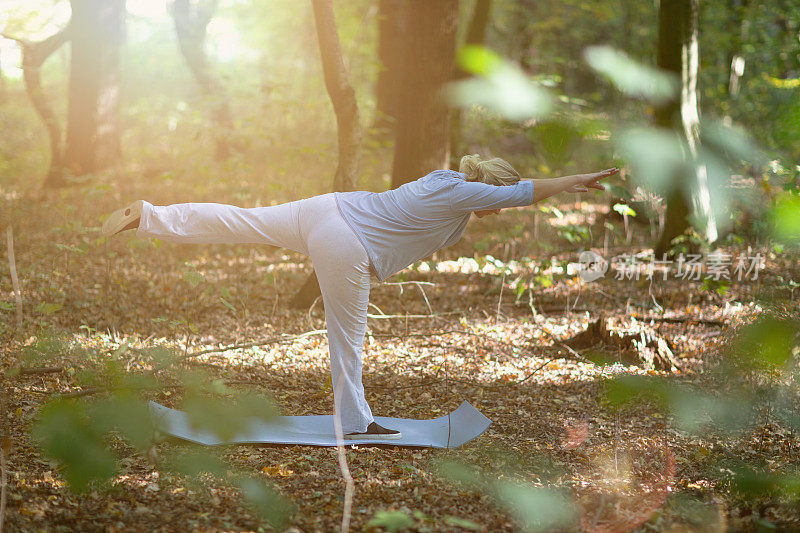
(458, 154, 521, 186)
(459, 154, 483, 182)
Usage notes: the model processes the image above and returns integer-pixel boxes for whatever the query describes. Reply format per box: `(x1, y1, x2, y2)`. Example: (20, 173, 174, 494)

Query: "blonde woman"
(103, 156, 618, 440)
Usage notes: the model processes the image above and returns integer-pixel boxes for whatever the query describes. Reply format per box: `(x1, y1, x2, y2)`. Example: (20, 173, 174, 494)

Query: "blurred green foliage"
(17, 329, 289, 524)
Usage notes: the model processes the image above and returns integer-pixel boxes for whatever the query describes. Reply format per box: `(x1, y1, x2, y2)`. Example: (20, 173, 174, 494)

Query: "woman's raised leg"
(135, 200, 308, 253)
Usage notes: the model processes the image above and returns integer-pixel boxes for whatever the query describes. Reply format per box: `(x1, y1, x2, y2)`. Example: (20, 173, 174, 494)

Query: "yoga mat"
(149, 401, 492, 448)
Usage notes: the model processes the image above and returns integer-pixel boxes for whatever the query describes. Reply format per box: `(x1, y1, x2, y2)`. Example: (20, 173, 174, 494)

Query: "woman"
(102, 155, 618, 439)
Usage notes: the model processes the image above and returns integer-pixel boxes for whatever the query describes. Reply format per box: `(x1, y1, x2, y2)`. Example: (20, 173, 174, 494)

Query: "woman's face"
(474, 209, 501, 218)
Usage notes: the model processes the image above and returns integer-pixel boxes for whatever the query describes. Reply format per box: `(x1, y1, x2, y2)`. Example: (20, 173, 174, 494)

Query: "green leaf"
(443, 516, 482, 530)
(367, 510, 415, 532)
(700, 120, 764, 165)
(220, 297, 236, 313)
(437, 460, 485, 490)
(457, 44, 503, 75)
(604, 375, 669, 408)
(494, 482, 576, 531)
(613, 203, 636, 217)
(531, 120, 581, 166)
(236, 478, 291, 527)
(447, 46, 553, 121)
(138, 346, 179, 367)
(36, 302, 63, 315)
(182, 270, 204, 287)
(615, 127, 686, 194)
(734, 316, 799, 369)
(33, 400, 118, 491)
(0, 301, 14, 311)
(584, 45, 678, 104)
(165, 449, 228, 477)
(770, 194, 800, 245)
(90, 393, 154, 451)
(181, 391, 278, 442)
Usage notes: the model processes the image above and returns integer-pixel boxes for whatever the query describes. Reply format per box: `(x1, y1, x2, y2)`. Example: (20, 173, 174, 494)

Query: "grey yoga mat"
(149, 401, 492, 448)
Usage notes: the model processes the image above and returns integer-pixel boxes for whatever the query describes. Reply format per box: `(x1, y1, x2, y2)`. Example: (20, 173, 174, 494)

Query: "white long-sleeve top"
(334, 170, 534, 281)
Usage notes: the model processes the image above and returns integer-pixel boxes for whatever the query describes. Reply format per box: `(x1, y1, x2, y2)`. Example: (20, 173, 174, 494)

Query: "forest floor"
(3, 180, 800, 532)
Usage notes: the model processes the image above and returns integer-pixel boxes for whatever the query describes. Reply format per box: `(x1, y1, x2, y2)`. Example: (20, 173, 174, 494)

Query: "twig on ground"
(6, 226, 23, 330)
(146, 329, 328, 374)
(331, 378, 353, 533)
(527, 290, 597, 367)
(630, 314, 724, 326)
(496, 273, 505, 323)
(59, 387, 105, 399)
(371, 354, 560, 390)
(383, 281, 435, 314)
(367, 302, 387, 316)
(308, 295, 324, 329)
(54, 379, 268, 400)
(368, 329, 476, 339)
(0, 442, 7, 533)
(16, 366, 63, 376)
(382, 281, 435, 288)
(367, 311, 461, 320)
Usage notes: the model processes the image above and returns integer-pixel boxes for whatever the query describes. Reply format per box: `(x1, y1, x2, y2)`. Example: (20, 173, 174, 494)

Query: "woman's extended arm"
(530, 167, 619, 203)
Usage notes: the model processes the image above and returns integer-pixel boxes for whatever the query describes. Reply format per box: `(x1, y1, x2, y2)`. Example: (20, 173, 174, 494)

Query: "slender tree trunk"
(653, 0, 712, 255)
(3, 28, 72, 187)
(374, 0, 403, 132)
(391, 0, 458, 187)
(64, 0, 125, 176)
(172, 0, 233, 160)
(450, 0, 492, 168)
(312, 0, 362, 193)
(0, 52, 5, 103)
(724, 0, 749, 117)
(290, 0, 364, 309)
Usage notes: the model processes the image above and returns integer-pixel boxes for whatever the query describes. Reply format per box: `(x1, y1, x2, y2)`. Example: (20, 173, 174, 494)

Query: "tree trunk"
(290, 0, 364, 309)
(391, 0, 458, 188)
(311, 0, 362, 193)
(653, 0, 712, 256)
(0, 52, 5, 103)
(450, 0, 492, 168)
(3, 28, 72, 187)
(724, 0, 748, 113)
(171, 0, 233, 160)
(64, 0, 125, 177)
(374, 0, 403, 132)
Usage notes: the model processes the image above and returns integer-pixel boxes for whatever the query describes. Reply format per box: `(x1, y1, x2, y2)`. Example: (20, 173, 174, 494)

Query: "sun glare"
(127, 0, 168, 19)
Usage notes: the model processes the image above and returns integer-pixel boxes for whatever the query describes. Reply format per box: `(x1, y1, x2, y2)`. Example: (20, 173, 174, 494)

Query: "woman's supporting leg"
(136, 200, 308, 253)
(300, 194, 375, 433)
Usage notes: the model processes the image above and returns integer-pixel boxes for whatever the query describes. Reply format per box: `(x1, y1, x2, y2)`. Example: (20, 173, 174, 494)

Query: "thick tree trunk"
(374, 0, 403, 132)
(653, 0, 712, 256)
(450, 0, 492, 168)
(391, 0, 458, 188)
(64, 0, 125, 177)
(3, 28, 72, 187)
(172, 0, 233, 160)
(290, 0, 364, 309)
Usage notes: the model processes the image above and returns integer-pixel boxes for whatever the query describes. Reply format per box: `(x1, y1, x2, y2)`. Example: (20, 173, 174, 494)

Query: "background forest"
(1, 0, 800, 531)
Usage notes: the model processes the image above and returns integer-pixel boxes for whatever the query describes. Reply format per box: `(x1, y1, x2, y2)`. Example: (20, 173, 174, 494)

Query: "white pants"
(137, 193, 375, 433)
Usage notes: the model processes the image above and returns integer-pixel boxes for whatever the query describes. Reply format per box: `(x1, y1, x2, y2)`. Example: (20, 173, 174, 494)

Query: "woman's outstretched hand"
(564, 167, 619, 193)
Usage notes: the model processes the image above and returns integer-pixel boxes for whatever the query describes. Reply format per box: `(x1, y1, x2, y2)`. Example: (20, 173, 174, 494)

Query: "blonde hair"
(458, 154, 521, 186)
